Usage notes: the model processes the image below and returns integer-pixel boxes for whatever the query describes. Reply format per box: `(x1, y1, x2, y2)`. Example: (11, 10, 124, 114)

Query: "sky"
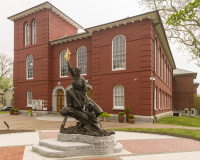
(0, 0, 199, 94)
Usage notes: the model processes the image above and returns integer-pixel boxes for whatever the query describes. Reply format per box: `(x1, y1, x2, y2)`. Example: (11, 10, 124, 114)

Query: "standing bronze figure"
(60, 48, 114, 136)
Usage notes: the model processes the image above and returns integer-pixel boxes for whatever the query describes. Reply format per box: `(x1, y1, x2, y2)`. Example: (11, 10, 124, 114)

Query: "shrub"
(125, 107, 130, 113)
(118, 112, 124, 116)
(14, 108, 19, 112)
(26, 110, 32, 114)
(129, 114, 134, 119)
(99, 112, 111, 118)
(10, 108, 14, 111)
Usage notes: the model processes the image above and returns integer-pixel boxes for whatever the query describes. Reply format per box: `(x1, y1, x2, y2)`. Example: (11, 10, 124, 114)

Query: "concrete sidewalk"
(1, 130, 200, 160)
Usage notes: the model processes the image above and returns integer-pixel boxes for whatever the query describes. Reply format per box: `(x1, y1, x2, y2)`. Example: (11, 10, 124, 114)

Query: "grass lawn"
(110, 128, 200, 140)
(154, 116, 200, 127)
(0, 111, 10, 114)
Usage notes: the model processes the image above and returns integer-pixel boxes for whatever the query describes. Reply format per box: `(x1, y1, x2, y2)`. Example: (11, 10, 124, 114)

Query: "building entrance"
(57, 89, 64, 111)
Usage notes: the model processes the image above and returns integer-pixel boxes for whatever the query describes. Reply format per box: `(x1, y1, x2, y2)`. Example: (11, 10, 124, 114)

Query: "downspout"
(153, 22, 160, 122)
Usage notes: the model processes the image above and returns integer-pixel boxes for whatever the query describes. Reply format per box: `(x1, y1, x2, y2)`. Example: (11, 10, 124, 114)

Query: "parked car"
(0, 106, 12, 111)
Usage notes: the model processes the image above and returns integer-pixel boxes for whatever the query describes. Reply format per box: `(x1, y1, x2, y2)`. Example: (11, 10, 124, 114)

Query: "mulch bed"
(0, 130, 35, 134)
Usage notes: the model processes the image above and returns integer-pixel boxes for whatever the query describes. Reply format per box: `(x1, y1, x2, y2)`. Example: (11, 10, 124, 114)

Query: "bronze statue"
(60, 48, 114, 136)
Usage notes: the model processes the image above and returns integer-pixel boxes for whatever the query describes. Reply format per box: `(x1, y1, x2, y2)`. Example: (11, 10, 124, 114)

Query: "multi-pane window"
(27, 90, 32, 106)
(163, 92, 165, 109)
(32, 20, 37, 44)
(0, 97, 3, 104)
(159, 89, 161, 110)
(25, 23, 30, 46)
(154, 86, 157, 110)
(154, 39, 157, 72)
(114, 85, 124, 109)
(60, 50, 68, 77)
(159, 50, 161, 76)
(27, 55, 33, 79)
(162, 56, 164, 80)
(112, 35, 126, 70)
(77, 46, 87, 75)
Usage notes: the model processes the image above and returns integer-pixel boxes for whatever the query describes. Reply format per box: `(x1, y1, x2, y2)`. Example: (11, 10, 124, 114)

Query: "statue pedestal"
(32, 133, 123, 158)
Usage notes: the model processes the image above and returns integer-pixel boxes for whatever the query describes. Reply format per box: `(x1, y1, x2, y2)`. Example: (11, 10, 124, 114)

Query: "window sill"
(112, 108, 125, 111)
(112, 68, 126, 71)
(26, 106, 32, 108)
(159, 109, 162, 111)
(154, 109, 158, 111)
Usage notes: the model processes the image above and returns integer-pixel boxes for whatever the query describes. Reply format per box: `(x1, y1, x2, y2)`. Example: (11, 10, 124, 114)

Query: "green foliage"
(125, 106, 130, 113)
(10, 108, 14, 111)
(155, 116, 200, 127)
(0, 77, 13, 91)
(194, 94, 200, 114)
(129, 114, 134, 119)
(118, 112, 124, 116)
(0, 111, 10, 114)
(167, 0, 200, 25)
(26, 110, 32, 114)
(14, 108, 19, 112)
(99, 112, 111, 118)
(109, 128, 200, 140)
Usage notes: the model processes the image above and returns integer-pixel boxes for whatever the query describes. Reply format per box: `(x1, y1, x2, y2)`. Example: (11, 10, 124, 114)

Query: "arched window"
(27, 90, 32, 106)
(60, 50, 68, 77)
(77, 46, 87, 75)
(32, 20, 37, 44)
(27, 55, 33, 79)
(112, 35, 126, 70)
(25, 23, 30, 46)
(113, 85, 124, 109)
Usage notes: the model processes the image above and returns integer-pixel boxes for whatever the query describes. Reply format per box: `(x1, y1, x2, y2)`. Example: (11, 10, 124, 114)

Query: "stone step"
(32, 138, 123, 158)
(39, 138, 91, 151)
(32, 144, 68, 158)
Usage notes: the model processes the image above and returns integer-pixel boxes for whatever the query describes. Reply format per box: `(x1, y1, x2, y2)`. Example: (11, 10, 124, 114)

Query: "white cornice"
(8, 2, 82, 29)
(50, 32, 92, 46)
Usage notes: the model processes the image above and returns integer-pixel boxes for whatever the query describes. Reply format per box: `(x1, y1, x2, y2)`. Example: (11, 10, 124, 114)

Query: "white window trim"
(112, 35, 126, 71)
(76, 46, 87, 75)
(113, 85, 125, 109)
(26, 54, 33, 80)
(32, 20, 37, 44)
(27, 90, 33, 107)
(25, 23, 29, 46)
(60, 50, 68, 78)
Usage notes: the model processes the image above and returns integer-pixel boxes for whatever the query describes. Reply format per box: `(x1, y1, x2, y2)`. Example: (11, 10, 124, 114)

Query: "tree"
(137, 0, 200, 66)
(0, 54, 13, 90)
(0, 77, 13, 91)
(194, 93, 200, 114)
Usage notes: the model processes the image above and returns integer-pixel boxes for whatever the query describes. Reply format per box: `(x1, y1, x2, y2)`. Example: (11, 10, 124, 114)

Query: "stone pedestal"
(32, 133, 123, 158)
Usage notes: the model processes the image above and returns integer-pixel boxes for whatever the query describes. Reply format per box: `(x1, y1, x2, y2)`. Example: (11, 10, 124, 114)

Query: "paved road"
(0, 114, 200, 130)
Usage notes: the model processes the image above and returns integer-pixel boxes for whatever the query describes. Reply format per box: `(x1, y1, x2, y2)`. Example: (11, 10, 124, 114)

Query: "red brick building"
(8, 2, 198, 122)
(173, 68, 199, 115)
